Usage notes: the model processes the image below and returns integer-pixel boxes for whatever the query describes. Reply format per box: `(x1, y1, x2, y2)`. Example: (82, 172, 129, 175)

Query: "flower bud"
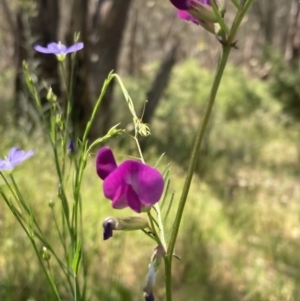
(48, 199, 55, 208)
(107, 126, 124, 138)
(46, 87, 57, 102)
(42, 246, 51, 261)
(55, 114, 64, 131)
(143, 262, 156, 301)
(143, 245, 166, 301)
(67, 139, 76, 155)
(143, 292, 155, 301)
(103, 216, 149, 240)
(171, 0, 226, 36)
(189, 0, 218, 23)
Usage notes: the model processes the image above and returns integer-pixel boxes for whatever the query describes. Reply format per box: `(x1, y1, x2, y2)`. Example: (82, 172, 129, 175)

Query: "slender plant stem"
(164, 45, 231, 300)
(228, 0, 255, 44)
(164, 256, 172, 301)
(82, 73, 114, 142)
(167, 43, 231, 257)
(164, 2, 255, 300)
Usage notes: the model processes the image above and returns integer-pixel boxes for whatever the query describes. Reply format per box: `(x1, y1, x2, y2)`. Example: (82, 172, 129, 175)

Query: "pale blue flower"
(0, 147, 34, 170)
(34, 42, 84, 55)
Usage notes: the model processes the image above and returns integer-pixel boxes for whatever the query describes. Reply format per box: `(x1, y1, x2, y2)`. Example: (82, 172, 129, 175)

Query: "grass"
(1, 120, 300, 301)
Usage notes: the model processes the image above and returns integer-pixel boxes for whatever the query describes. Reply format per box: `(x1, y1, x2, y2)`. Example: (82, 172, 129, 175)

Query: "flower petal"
(125, 184, 142, 213)
(47, 42, 67, 54)
(177, 10, 200, 24)
(110, 184, 128, 209)
(106, 160, 164, 206)
(65, 42, 84, 54)
(130, 162, 164, 206)
(96, 147, 118, 180)
(0, 160, 12, 170)
(8, 148, 34, 166)
(34, 45, 54, 54)
(170, 0, 191, 10)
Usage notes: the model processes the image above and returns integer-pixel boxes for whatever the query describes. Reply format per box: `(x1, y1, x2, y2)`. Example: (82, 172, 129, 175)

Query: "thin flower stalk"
(165, 1, 256, 301)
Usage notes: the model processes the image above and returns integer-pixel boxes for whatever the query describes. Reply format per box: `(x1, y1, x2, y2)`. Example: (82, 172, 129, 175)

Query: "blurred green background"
(1, 58, 300, 300)
(1, 0, 300, 300)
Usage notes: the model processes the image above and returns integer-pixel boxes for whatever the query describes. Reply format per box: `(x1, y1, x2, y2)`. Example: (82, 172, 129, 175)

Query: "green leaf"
(160, 178, 171, 211)
(28, 205, 35, 238)
(172, 253, 182, 261)
(154, 152, 165, 168)
(163, 192, 175, 224)
(72, 241, 82, 275)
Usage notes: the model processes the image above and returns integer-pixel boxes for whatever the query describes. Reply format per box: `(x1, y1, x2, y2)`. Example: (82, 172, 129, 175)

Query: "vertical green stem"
(164, 45, 231, 300)
(167, 43, 231, 257)
(164, 255, 172, 301)
(164, 1, 255, 300)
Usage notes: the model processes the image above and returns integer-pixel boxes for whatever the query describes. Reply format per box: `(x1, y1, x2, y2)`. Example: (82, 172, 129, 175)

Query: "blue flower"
(0, 147, 34, 171)
(34, 42, 83, 61)
(34, 42, 84, 55)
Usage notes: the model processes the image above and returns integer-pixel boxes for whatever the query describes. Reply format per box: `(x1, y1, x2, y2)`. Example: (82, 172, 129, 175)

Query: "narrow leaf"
(72, 241, 82, 275)
(163, 192, 175, 224)
(154, 152, 165, 168)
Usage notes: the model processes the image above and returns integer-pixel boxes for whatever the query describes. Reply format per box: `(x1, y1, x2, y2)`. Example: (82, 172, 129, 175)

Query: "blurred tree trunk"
(88, 0, 133, 139)
(127, 7, 138, 75)
(66, 0, 89, 136)
(15, 0, 60, 123)
(252, 1, 276, 45)
(284, 0, 300, 67)
(67, 0, 132, 140)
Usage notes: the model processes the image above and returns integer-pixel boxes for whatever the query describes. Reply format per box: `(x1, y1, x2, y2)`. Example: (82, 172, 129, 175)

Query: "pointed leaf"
(72, 241, 82, 275)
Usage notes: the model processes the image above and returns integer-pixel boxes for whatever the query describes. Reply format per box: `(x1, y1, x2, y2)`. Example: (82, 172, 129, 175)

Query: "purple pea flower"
(0, 147, 34, 171)
(170, 0, 224, 35)
(96, 147, 164, 213)
(171, 0, 211, 10)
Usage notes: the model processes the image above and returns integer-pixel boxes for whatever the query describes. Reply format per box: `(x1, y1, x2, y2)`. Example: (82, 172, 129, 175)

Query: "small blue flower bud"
(67, 139, 76, 154)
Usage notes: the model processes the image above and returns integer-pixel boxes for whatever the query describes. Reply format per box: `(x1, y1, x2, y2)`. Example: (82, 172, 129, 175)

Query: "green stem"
(167, 44, 231, 258)
(154, 203, 167, 250)
(165, 2, 255, 301)
(164, 41, 231, 301)
(228, 0, 255, 43)
(230, 0, 241, 9)
(0, 189, 62, 301)
(164, 255, 172, 301)
(82, 72, 114, 143)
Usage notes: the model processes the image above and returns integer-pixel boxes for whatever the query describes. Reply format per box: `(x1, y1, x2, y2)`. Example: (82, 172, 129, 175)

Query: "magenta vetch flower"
(0, 147, 34, 171)
(170, 0, 224, 35)
(34, 42, 84, 55)
(171, 0, 211, 10)
(96, 147, 164, 213)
